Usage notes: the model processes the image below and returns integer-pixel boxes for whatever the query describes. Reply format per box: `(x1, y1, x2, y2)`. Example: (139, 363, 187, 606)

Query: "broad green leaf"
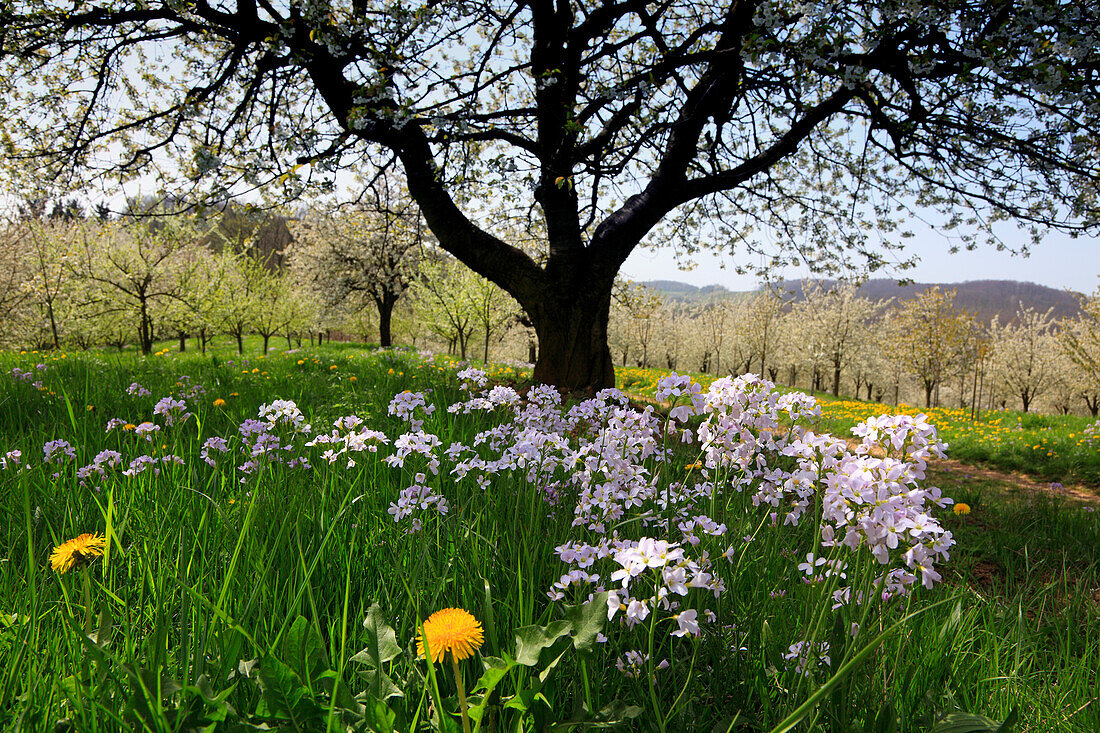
(256, 655, 323, 723)
(355, 668, 405, 701)
(355, 604, 402, 667)
(282, 616, 328, 686)
(514, 621, 571, 666)
(469, 656, 517, 730)
(361, 696, 398, 733)
(562, 592, 608, 653)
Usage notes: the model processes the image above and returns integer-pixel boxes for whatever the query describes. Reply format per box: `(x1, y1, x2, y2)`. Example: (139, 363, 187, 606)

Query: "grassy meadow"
(0, 344, 1097, 732)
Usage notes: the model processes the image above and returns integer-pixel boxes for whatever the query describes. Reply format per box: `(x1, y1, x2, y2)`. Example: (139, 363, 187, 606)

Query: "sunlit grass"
(0, 346, 1096, 731)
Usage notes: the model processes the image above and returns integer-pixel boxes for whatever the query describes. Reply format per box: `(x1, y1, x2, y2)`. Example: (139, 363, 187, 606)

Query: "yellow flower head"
(213, 398, 226, 407)
(953, 502, 971, 516)
(418, 608, 484, 662)
(50, 533, 106, 574)
(349, 376, 358, 382)
(297, 359, 305, 365)
(329, 365, 338, 370)
(123, 423, 136, 431)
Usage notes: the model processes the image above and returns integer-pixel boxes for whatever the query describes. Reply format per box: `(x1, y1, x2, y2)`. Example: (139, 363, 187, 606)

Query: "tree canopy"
(3, 1, 1100, 388)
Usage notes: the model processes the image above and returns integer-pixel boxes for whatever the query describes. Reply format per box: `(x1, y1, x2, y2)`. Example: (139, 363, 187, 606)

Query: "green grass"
(0, 346, 1096, 731)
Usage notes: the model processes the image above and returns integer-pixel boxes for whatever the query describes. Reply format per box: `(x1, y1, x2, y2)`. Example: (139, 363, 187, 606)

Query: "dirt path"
(928, 457, 1100, 507)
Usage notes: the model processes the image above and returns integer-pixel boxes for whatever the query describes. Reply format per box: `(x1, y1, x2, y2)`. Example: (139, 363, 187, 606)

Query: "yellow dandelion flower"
(330, 364, 338, 370)
(953, 503, 971, 516)
(349, 376, 358, 382)
(50, 533, 106, 574)
(123, 423, 136, 431)
(297, 359, 305, 365)
(213, 398, 226, 407)
(230, 392, 239, 397)
(418, 608, 484, 662)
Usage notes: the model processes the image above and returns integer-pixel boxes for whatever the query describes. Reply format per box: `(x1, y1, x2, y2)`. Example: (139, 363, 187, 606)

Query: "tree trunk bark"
(236, 332, 244, 355)
(47, 302, 60, 349)
(377, 294, 396, 348)
(178, 332, 186, 352)
(139, 300, 152, 355)
(529, 287, 615, 392)
(832, 363, 841, 397)
(262, 334, 270, 354)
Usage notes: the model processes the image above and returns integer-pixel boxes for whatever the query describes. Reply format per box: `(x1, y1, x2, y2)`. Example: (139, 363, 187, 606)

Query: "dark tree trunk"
(376, 293, 396, 348)
(286, 332, 293, 349)
(139, 299, 153, 355)
(47, 302, 60, 349)
(236, 332, 244, 355)
(178, 332, 186, 352)
(1021, 392, 1031, 412)
(832, 363, 841, 397)
(262, 333, 270, 354)
(529, 286, 615, 392)
(924, 381, 934, 408)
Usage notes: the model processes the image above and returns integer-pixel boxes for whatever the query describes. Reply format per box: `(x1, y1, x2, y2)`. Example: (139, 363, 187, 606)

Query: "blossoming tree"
(3, 2, 1100, 389)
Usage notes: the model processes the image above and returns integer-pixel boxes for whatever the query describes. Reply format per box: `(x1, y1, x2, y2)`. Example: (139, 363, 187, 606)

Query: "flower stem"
(81, 566, 93, 635)
(451, 654, 472, 733)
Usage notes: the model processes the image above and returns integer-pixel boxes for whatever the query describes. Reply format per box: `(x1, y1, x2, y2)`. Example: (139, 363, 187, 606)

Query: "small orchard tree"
(20, 220, 77, 349)
(609, 280, 665, 368)
(210, 250, 265, 355)
(989, 306, 1059, 413)
(651, 300, 689, 371)
(69, 217, 205, 354)
(741, 288, 787, 380)
(792, 282, 879, 397)
(1060, 285, 1100, 414)
(289, 182, 425, 348)
(890, 287, 973, 408)
(411, 253, 519, 361)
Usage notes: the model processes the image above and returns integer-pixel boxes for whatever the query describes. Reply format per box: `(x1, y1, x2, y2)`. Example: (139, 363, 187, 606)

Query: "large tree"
(3, 2, 1100, 389)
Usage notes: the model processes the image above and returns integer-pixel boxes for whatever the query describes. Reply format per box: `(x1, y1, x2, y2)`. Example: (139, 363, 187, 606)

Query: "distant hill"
(644, 278, 1083, 324)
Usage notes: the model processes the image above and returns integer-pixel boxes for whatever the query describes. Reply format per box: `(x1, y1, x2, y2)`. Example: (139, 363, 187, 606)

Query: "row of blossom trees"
(0, 200, 523, 361)
(609, 281, 1100, 416)
(2, 204, 1098, 415)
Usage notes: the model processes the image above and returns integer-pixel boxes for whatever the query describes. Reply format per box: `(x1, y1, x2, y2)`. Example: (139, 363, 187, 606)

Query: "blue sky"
(622, 228, 1100, 294)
